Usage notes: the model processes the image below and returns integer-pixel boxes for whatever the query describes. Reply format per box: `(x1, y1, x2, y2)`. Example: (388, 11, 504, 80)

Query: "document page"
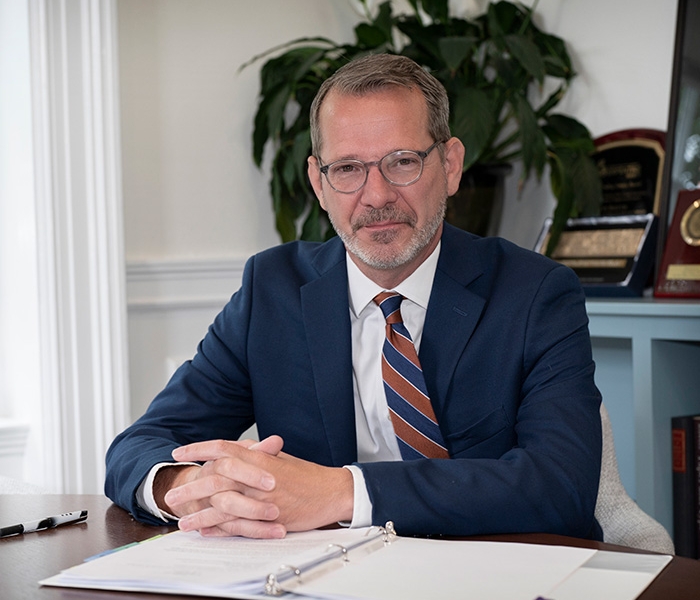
(41, 527, 381, 598)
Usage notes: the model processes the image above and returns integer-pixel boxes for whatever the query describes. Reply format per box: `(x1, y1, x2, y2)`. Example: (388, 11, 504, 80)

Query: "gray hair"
(309, 54, 451, 157)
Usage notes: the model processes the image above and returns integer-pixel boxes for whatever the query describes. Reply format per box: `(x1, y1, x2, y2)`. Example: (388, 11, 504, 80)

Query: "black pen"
(0, 510, 88, 538)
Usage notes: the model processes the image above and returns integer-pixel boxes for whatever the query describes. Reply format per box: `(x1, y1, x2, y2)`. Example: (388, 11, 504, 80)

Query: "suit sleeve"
(104, 258, 258, 524)
(357, 264, 603, 539)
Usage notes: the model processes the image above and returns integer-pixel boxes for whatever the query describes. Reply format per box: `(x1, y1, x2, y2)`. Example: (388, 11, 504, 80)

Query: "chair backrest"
(595, 404, 675, 554)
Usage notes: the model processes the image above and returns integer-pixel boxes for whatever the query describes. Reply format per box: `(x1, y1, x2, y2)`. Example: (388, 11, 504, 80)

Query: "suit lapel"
(301, 240, 358, 465)
(298, 226, 487, 462)
(420, 225, 487, 413)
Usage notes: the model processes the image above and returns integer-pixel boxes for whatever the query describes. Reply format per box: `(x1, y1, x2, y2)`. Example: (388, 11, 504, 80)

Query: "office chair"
(595, 403, 675, 554)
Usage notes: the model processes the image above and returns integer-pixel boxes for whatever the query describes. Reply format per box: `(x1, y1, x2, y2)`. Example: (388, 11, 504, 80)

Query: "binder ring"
(365, 520, 397, 544)
(326, 543, 349, 562)
(264, 564, 301, 596)
(382, 520, 396, 543)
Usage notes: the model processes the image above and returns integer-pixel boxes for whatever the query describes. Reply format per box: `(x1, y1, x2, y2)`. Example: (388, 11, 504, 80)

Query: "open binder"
(41, 522, 671, 600)
(263, 521, 395, 596)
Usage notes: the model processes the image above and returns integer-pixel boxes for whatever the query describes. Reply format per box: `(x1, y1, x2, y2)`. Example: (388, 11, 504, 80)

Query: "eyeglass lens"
(325, 150, 424, 192)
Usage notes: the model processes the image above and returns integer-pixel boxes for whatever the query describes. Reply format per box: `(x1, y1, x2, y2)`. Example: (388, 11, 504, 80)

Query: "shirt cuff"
(136, 462, 199, 522)
(342, 465, 373, 528)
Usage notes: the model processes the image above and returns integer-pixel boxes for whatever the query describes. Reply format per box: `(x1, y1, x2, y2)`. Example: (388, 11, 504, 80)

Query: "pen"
(0, 510, 88, 538)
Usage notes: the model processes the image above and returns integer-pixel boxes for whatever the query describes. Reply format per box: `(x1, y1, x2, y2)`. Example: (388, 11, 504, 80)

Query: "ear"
(307, 156, 327, 211)
(443, 137, 466, 196)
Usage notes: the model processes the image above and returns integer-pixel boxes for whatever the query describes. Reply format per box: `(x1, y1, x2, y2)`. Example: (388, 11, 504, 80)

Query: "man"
(105, 54, 602, 541)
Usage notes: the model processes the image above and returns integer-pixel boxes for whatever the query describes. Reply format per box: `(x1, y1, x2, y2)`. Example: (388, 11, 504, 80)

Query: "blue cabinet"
(586, 298, 700, 537)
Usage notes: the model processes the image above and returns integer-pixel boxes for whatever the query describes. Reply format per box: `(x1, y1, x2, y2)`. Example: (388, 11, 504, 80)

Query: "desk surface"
(1, 494, 699, 600)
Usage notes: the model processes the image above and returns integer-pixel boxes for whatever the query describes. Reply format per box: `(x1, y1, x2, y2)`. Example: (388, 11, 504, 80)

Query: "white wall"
(118, 0, 365, 420)
(117, 0, 679, 422)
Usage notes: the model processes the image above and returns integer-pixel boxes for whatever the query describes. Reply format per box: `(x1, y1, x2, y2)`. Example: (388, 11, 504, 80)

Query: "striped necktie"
(373, 291, 449, 460)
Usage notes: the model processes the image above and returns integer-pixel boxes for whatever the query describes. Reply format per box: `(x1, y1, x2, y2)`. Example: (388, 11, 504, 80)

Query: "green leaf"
(397, 19, 445, 64)
(291, 130, 312, 185)
(275, 201, 298, 243)
(535, 84, 566, 118)
(545, 147, 602, 255)
(451, 87, 498, 170)
(545, 113, 592, 141)
(543, 114, 596, 153)
(246, 0, 595, 243)
(371, 1, 395, 40)
(258, 46, 329, 95)
(504, 34, 546, 84)
(546, 152, 574, 256)
(569, 151, 603, 216)
(513, 94, 547, 178)
(265, 85, 292, 143)
(270, 167, 297, 242)
(355, 23, 391, 48)
(252, 97, 271, 167)
(487, 1, 521, 36)
(438, 36, 477, 71)
(417, 0, 450, 24)
(537, 32, 573, 79)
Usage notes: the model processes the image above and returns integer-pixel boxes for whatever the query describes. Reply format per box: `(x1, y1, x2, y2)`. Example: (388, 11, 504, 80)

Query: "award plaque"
(593, 129, 665, 216)
(655, 189, 700, 297)
(535, 214, 657, 297)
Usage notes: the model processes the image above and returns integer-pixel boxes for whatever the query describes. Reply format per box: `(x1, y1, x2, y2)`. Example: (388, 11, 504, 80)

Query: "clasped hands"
(155, 436, 354, 539)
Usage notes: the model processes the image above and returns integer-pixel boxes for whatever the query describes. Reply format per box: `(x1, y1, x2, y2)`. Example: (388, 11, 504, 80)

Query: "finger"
(172, 439, 243, 462)
(209, 488, 280, 522)
(165, 456, 277, 511)
(164, 471, 233, 510)
(199, 519, 286, 539)
(249, 435, 284, 455)
(178, 496, 279, 532)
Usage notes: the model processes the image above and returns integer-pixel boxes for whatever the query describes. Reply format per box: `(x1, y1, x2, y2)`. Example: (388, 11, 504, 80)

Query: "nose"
(359, 163, 398, 208)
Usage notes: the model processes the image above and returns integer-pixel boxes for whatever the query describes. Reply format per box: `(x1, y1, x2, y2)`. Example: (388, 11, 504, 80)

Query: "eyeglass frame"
(317, 140, 446, 194)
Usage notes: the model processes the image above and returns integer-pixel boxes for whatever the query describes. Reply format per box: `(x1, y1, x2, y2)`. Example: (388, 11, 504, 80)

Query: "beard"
(328, 200, 446, 271)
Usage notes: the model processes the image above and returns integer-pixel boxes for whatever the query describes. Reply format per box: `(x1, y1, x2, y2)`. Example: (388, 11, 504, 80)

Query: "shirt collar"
(347, 241, 441, 318)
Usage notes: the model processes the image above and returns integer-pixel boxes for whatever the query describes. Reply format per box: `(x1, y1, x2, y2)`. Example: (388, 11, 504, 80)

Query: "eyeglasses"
(318, 140, 445, 194)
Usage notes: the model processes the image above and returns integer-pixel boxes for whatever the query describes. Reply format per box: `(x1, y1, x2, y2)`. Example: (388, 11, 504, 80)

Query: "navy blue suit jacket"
(105, 223, 602, 539)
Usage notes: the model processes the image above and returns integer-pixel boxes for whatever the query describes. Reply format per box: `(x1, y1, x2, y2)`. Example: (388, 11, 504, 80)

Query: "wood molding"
(126, 258, 246, 311)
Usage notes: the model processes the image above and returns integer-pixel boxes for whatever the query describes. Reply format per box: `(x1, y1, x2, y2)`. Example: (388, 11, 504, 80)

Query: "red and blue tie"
(373, 291, 449, 460)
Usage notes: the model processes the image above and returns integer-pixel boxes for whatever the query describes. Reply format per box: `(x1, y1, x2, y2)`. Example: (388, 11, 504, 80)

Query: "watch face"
(680, 199, 700, 246)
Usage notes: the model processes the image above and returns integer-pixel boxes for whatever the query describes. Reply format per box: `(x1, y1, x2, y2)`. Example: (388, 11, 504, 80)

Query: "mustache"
(351, 207, 416, 232)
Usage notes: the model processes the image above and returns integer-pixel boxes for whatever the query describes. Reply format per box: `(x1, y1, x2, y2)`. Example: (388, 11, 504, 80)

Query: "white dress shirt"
(344, 242, 440, 525)
(139, 242, 441, 527)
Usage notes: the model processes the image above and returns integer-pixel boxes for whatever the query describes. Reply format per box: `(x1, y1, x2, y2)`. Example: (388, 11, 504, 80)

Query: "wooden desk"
(1, 494, 699, 599)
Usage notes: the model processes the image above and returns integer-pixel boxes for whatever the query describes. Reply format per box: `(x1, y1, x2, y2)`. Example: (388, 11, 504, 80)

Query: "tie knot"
(373, 291, 404, 324)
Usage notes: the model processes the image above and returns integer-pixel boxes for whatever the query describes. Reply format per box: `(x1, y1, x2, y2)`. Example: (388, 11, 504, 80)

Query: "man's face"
(308, 87, 464, 283)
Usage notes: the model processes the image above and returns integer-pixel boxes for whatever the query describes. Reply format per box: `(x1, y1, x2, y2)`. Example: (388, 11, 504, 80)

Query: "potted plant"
(245, 0, 602, 253)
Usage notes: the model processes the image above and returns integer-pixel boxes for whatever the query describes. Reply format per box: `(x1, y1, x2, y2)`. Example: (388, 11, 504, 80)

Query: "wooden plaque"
(593, 129, 665, 216)
(655, 189, 700, 297)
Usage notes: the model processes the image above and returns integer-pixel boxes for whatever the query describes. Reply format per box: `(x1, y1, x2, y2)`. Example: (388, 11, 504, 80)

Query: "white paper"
(546, 550, 673, 600)
(41, 527, 381, 598)
(294, 539, 596, 600)
(40, 528, 672, 600)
